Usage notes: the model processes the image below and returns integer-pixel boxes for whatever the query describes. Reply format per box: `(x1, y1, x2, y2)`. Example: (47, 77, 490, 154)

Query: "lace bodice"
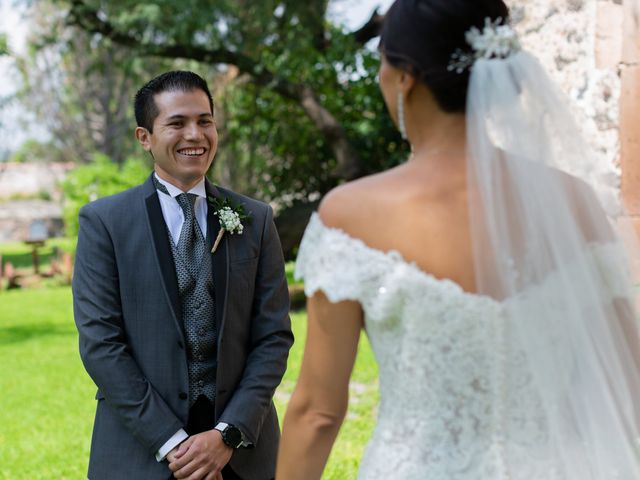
(295, 213, 629, 480)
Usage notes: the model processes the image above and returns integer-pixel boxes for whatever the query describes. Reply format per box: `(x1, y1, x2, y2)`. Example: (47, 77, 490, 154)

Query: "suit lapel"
(205, 180, 229, 337)
(143, 175, 183, 337)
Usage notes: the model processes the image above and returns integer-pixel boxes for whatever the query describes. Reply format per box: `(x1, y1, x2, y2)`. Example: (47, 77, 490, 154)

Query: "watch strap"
(214, 422, 228, 432)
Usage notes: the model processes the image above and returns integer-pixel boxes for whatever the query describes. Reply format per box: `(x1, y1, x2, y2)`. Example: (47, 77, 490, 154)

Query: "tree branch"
(67, 0, 301, 99)
(66, 0, 365, 180)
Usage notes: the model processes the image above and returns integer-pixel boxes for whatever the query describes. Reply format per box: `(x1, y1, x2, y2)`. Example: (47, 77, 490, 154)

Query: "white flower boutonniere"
(207, 196, 251, 254)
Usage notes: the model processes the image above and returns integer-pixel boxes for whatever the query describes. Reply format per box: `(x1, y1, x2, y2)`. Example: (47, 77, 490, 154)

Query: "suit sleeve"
(218, 205, 294, 443)
(72, 203, 184, 454)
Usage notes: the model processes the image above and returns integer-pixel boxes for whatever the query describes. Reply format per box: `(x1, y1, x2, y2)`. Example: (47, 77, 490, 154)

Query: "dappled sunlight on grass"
(0, 289, 379, 479)
(274, 312, 379, 479)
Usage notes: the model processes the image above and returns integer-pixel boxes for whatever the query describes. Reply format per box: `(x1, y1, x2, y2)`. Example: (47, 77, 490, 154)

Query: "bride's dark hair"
(380, 0, 510, 113)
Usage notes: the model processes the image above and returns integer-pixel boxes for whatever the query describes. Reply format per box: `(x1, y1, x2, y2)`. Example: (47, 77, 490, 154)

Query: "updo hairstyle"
(379, 0, 510, 113)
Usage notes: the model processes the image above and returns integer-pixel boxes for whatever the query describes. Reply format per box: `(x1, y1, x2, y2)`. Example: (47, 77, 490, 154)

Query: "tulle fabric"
(466, 50, 640, 478)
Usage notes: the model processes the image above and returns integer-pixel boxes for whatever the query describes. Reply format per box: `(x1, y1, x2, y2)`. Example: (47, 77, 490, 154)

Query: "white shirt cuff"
(155, 429, 189, 462)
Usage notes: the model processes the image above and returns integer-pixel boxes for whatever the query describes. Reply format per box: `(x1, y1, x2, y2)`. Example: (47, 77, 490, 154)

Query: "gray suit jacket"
(73, 174, 293, 480)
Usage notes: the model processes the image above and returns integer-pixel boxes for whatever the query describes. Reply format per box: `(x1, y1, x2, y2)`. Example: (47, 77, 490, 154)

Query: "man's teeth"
(178, 148, 205, 156)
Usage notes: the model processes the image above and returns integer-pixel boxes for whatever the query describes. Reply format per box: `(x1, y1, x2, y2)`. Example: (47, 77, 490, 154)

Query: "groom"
(73, 71, 293, 480)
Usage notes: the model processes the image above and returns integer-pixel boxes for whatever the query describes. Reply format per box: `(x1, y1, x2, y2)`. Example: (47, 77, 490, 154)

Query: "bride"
(276, 0, 640, 478)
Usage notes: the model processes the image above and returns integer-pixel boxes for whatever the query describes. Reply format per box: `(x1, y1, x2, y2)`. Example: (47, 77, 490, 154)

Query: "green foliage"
(216, 82, 335, 201)
(15, 2, 179, 165)
(61, 154, 150, 236)
(0, 33, 7, 55)
(43, 0, 408, 199)
(78, 1, 324, 56)
(23, 0, 408, 203)
(276, 312, 378, 479)
(8, 139, 66, 164)
(0, 290, 378, 479)
(285, 261, 300, 286)
(214, 26, 407, 202)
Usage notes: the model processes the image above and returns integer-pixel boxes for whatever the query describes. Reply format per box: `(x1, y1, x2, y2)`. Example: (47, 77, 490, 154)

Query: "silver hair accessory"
(397, 91, 407, 140)
(448, 17, 521, 74)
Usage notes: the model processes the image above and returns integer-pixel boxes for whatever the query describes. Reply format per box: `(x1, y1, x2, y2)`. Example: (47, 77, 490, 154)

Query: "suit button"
(179, 392, 188, 400)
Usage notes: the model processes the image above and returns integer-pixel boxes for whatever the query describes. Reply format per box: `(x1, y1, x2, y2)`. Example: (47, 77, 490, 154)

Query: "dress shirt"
(153, 174, 248, 461)
(154, 173, 207, 461)
(153, 173, 208, 244)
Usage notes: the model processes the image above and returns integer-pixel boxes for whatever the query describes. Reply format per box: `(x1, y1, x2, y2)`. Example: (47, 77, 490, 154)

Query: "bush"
(61, 154, 150, 236)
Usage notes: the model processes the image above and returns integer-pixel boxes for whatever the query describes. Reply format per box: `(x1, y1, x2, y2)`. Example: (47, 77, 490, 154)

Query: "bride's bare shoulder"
(318, 171, 392, 232)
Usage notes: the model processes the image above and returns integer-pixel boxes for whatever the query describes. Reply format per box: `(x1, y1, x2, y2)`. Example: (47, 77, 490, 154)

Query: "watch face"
(224, 426, 243, 448)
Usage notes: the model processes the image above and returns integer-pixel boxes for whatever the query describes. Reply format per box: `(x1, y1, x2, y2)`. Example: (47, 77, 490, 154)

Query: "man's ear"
(135, 127, 152, 151)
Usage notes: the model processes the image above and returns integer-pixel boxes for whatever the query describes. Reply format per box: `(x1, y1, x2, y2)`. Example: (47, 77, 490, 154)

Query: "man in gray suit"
(73, 71, 293, 480)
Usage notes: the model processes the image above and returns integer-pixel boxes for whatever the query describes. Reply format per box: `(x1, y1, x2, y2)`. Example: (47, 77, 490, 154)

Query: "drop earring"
(397, 91, 407, 140)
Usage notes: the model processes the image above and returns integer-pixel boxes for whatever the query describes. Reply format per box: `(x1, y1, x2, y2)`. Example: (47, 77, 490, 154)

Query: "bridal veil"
(465, 22, 640, 478)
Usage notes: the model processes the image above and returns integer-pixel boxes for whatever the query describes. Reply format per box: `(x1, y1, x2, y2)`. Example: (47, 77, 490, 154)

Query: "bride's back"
(319, 157, 476, 294)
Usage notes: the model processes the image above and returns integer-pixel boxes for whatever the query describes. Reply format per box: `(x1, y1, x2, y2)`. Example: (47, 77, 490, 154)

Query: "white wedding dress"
(295, 213, 630, 480)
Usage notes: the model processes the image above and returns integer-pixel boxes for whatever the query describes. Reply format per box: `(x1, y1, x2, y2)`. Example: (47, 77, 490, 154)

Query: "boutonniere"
(207, 195, 251, 254)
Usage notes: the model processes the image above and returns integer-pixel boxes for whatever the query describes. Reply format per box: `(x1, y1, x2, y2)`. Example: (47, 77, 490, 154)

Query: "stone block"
(620, 65, 640, 214)
(596, 1, 623, 68)
(615, 216, 640, 285)
(623, 0, 640, 63)
(633, 216, 640, 239)
(628, 217, 640, 285)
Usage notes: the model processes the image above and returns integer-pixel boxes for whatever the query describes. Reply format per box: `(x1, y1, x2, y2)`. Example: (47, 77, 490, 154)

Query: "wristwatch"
(214, 422, 243, 449)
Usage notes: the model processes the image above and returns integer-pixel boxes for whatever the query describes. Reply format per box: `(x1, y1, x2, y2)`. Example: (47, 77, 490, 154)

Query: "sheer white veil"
(466, 33, 640, 478)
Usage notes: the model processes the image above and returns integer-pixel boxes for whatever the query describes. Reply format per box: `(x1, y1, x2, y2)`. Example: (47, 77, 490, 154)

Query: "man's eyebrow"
(164, 113, 214, 121)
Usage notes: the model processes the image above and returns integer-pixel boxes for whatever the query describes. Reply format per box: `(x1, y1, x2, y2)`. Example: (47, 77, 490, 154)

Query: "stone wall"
(0, 200, 64, 242)
(0, 162, 73, 202)
(507, 0, 621, 203)
(506, 0, 640, 234)
(620, 0, 640, 232)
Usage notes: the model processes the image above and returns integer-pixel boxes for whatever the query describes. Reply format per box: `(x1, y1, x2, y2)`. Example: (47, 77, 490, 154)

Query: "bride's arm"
(276, 292, 364, 480)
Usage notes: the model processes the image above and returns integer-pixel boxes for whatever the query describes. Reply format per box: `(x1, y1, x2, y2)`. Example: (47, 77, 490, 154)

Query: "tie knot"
(176, 193, 198, 216)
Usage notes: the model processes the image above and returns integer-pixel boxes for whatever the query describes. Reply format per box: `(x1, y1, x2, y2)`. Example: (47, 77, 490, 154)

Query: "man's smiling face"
(136, 88, 218, 191)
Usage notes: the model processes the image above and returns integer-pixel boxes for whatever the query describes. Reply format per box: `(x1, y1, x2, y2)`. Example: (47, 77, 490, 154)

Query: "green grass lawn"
(0, 287, 94, 479)
(0, 287, 377, 479)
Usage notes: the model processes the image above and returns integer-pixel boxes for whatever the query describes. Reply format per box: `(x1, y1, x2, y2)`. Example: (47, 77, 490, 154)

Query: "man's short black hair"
(134, 71, 214, 133)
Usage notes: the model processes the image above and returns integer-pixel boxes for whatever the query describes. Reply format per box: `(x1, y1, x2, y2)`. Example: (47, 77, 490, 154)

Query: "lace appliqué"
(295, 214, 627, 480)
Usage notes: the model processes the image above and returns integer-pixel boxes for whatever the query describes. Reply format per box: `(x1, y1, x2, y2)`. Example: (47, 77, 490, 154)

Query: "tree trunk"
(274, 199, 321, 260)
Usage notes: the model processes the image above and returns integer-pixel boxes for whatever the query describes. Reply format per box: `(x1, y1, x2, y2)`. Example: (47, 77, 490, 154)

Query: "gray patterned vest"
(168, 227, 218, 407)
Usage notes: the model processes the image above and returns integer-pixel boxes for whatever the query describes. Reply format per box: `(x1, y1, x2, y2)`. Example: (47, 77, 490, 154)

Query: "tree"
(60, 1, 396, 176)
(9, 138, 67, 164)
(14, 2, 179, 164)
(24, 0, 406, 254)
(0, 33, 14, 164)
(0, 33, 7, 56)
(61, 153, 150, 236)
